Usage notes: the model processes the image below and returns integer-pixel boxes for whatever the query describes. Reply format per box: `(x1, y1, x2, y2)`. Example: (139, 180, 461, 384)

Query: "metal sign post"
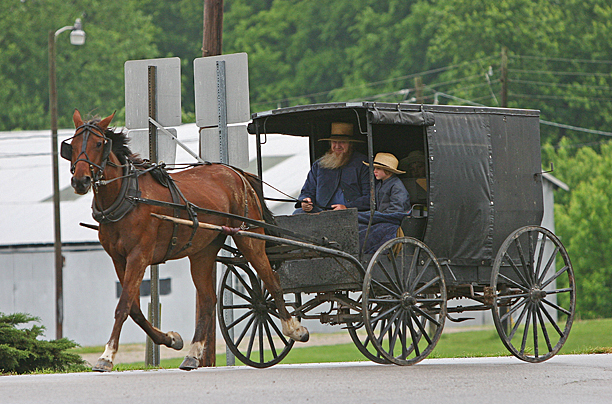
(145, 65, 161, 368)
(194, 53, 250, 366)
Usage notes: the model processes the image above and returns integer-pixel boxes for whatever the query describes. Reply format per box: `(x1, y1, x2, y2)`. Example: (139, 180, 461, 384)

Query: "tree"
(543, 139, 612, 318)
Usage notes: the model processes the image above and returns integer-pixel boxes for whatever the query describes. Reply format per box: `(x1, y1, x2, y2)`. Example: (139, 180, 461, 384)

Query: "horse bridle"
(60, 123, 113, 181)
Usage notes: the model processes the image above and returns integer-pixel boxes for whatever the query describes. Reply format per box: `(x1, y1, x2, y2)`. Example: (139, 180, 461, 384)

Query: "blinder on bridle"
(61, 123, 113, 177)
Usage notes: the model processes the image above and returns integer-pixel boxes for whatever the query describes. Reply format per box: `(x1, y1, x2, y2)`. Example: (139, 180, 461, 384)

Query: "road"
(1, 354, 610, 404)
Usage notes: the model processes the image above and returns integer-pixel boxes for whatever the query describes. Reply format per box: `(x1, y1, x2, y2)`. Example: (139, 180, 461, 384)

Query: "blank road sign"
(125, 57, 182, 130)
(194, 53, 250, 127)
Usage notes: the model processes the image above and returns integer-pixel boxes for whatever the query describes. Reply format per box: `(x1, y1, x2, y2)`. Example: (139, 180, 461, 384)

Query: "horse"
(63, 109, 309, 371)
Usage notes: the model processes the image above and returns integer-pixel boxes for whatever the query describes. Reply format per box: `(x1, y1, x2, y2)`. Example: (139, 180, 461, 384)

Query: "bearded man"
(294, 122, 370, 214)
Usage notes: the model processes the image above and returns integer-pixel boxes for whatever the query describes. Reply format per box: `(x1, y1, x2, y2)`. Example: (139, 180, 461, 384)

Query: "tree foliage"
(0, 312, 86, 374)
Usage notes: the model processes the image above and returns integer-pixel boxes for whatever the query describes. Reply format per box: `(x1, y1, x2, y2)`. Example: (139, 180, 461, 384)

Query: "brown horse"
(64, 110, 308, 371)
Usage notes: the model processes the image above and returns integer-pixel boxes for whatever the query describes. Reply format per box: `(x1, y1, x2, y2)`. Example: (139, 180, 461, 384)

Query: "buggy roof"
(250, 102, 544, 266)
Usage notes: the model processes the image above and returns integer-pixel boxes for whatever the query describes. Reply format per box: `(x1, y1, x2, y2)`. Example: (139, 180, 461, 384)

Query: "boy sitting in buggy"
(359, 152, 411, 253)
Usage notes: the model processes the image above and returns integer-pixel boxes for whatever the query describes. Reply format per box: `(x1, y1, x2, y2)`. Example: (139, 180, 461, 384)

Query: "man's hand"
(331, 204, 347, 210)
(301, 197, 314, 212)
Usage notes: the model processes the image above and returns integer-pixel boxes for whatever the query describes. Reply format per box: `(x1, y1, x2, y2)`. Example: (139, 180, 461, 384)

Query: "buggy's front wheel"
(362, 237, 446, 365)
(217, 262, 295, 368)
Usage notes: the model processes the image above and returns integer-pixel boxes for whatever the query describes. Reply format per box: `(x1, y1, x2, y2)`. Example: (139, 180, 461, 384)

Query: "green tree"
(543, 139, 612, 318)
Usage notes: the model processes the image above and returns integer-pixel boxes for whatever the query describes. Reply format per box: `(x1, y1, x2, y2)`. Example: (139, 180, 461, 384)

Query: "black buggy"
(215, 102, 576, 367)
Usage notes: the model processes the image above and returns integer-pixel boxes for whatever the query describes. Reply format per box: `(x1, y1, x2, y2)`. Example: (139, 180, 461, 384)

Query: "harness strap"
(92, 164, 140, 224)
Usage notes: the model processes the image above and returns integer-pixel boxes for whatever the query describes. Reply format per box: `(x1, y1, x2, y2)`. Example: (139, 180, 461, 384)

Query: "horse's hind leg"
(232, 234, 309, 343)
(179, 244, 221, 371)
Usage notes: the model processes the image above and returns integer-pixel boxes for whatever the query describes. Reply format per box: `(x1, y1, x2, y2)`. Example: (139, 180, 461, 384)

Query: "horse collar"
(92, 164, 141, 224)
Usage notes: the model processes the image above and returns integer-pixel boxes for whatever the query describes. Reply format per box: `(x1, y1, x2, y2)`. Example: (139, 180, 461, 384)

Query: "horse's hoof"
(92, 358, 113, 372)
(295, 327, 309, 343)
(167, 331, 184, 351)
(179, 356, 198, 371)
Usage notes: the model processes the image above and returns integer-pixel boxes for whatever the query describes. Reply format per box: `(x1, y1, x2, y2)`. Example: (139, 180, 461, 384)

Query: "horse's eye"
(96, 141, 103, 148)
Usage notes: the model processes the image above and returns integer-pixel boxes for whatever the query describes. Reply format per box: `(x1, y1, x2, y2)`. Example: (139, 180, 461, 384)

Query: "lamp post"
(48, 18, 86, 340)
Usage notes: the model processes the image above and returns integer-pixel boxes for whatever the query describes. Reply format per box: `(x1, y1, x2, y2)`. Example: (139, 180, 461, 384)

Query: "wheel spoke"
(499, 297, 527, 324)
(532, 306, 539, 357)
(411, 309, 433, 344)
(223, 303, 254, 310)
(406, 309, 421, 357)
(538, 246, 560, 285)
(519, 303, 533, 355)
(412, 304, 441, 327)
(245, 317, 259, 359)
(504, 252, 531, 288)
(535, 302, 554, 352)
(376, 310, 402, 345)
(389, 248, 406, 291)
(226, 309, 255, 330)
(264, 312, 289, 345)
(541, 297, 572, 317)
(262, 320, 278, 359)
(514, 238, 535, 286)
(371, 279, 402, 299)
(376, 260, 402, 295)
(541, 265, 570, 289)
(235, 314, 256, 347)
(414, 276, 441, 296)
(539, 300, 565, 337)
(225, 284, 253, 304)
(509, 301, 530, 340)
(410, 257, 432, 293)
(226, 265, 255, 296)
(498, 272, 531, 292)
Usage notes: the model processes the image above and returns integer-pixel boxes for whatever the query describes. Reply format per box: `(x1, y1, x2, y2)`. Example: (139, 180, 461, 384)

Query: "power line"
(512, 54, 612, 65)
(509, 69, 612, 78)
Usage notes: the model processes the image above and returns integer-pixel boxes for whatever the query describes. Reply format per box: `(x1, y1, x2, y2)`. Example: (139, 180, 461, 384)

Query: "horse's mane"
(86, 118, 141, 165)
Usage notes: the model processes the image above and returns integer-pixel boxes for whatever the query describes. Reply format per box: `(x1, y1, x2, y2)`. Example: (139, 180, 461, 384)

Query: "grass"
(72, 318, 612, 371)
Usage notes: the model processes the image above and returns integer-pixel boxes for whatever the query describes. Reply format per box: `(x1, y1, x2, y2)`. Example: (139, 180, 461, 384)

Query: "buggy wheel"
(491, 226, 576, 363)
(217, 263, 295, 368)
(362, 237, 446, 365)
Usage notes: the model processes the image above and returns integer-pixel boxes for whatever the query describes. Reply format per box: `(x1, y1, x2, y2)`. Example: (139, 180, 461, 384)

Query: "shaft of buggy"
(150, 213, 365, 277)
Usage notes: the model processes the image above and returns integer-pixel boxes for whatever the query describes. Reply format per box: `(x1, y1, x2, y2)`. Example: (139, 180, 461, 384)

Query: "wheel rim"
(362, 237, 446, 365)
(217, 263, 294, 368)
(347, 320, 391, 364)
(491, 226, 576, 363)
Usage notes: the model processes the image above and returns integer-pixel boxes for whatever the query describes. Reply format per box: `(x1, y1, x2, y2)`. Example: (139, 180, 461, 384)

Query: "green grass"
(75, 318, 612, 371)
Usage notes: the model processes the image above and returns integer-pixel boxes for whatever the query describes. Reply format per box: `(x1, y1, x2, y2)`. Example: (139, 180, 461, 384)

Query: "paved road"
(2, 354, 610, 404)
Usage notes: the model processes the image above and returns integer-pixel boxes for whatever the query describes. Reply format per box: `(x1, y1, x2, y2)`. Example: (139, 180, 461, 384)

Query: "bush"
(0, 312, 87, 374)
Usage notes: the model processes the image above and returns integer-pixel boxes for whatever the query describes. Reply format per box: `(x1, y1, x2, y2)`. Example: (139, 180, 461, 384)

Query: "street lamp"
(48, 17, 86, 340)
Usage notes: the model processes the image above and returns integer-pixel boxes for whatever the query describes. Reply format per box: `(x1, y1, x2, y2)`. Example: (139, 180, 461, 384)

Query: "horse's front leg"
(93, 255, 148, 372)
(233, 235, 309, 343)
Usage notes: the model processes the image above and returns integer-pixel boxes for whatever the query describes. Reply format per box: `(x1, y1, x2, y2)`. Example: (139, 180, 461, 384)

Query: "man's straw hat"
(319, 122, 364, 142)
(364, 152, 405, 175)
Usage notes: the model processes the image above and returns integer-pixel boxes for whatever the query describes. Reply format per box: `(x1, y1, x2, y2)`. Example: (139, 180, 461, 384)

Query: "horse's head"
(62, 109, 115, 195)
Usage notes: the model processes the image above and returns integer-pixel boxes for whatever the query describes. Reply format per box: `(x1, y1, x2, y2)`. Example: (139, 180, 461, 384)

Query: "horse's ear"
(98, 111, 116, 131)
(73, 109, 84, 128)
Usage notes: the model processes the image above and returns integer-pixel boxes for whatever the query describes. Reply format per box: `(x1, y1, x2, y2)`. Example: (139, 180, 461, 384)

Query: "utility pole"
(202, 0, 223, 57)
(414, 76, 424, 104)
(201, 0, 224, 368)
(500, 46, 508, 107)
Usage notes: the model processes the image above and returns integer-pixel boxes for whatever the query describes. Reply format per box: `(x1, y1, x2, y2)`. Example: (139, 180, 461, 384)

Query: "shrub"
(0, 312, 87, 374)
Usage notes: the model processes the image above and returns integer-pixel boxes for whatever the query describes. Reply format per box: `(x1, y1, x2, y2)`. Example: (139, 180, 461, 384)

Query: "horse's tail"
(242, 171, 279, 235)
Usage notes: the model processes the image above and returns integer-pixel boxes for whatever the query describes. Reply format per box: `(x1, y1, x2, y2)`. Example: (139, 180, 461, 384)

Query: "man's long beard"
(319, 149, 352, 169)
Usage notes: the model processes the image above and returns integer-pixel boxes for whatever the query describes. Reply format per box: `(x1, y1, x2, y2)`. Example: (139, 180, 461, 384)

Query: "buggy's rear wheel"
(362, 237, 446, 365)
(346, 320, 391, 364)
(491, 226, 576, 363)
(217, 262, 295, 368)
